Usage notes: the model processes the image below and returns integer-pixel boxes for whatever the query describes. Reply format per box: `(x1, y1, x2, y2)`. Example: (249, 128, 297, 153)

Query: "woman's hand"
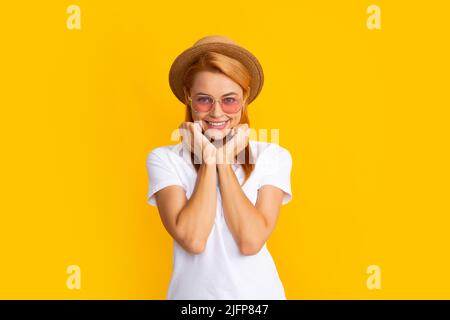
(179, 121, 217, 165)
(216, 123, 250, 165)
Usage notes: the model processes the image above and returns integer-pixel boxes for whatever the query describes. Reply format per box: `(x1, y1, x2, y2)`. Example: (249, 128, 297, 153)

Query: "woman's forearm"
(176, 163, 217, 253)
(217, 164, 267, 255)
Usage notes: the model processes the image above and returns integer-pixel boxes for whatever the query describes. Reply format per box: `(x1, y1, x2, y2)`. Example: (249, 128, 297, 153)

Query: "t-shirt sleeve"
(257, 146, 293, 205)
(146, 148, 186, 207)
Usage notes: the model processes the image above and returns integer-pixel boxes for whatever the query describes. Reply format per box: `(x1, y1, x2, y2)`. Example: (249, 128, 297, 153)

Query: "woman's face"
(189, 71, 244, 141)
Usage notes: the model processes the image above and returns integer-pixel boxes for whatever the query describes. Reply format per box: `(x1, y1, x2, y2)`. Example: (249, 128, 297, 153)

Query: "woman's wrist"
(216, 163, 232, 172)
(202, 144, 217, 165)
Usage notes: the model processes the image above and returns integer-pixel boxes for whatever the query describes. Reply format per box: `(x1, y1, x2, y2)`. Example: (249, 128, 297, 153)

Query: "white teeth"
(207, 121, 227, 127)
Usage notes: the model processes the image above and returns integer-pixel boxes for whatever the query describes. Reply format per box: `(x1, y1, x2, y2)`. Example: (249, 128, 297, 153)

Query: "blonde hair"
(182, 51, 255, 186)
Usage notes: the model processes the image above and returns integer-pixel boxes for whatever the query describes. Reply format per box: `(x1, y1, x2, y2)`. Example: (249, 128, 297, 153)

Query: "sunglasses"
(188, 94, 244, 113)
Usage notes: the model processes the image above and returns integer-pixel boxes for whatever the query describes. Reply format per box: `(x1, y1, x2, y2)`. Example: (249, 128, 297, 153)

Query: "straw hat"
(169, 35, 264, 105)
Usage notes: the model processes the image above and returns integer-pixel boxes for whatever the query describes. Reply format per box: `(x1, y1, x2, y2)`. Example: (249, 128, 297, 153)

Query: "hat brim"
(169, 42, 264, 105)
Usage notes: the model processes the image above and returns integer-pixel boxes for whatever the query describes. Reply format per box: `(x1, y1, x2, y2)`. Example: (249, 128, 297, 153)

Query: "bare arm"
(153, 121, 218, 254)
(217, 163, 285, 256)
(154, 163, 217, 254)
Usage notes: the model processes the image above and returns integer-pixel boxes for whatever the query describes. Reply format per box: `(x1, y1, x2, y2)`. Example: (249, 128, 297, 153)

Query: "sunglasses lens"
(192, 96, 213, 112)
(221, 97, 241, 113)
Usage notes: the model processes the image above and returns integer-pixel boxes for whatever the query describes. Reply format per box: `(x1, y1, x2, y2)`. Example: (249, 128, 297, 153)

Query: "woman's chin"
(204, 128, 232, 141)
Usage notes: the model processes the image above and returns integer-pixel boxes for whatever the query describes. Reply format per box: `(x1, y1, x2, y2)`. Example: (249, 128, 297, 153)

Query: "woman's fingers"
(180, 121, 250, 165)
(213, 123, 250, 164)
(179, 122, 189, 144)
(192, 121, 207, 147)
(192, 120, 202, 133)
(183, 121, 216, 164)
(226, 124, 250, 164)
(179, 122, 198, 153)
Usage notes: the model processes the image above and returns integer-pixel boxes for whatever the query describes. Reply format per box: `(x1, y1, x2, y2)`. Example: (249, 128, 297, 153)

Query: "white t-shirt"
(146, 140, 293, 300)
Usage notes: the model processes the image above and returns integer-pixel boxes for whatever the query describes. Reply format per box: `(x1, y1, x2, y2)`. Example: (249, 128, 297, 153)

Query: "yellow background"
(1, 0, 449, 299)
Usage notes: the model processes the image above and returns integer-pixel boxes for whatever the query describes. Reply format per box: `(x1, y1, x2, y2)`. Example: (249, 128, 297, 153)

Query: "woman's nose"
(210, 100, 225, 116)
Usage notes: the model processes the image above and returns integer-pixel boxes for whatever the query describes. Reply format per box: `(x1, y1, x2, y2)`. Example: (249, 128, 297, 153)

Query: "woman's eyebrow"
(221, 92, 238, 96)
(196, 92, 238, 97)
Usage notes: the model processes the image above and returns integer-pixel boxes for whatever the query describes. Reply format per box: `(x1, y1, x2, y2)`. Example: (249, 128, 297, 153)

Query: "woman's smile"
(204, 119, 230, 130)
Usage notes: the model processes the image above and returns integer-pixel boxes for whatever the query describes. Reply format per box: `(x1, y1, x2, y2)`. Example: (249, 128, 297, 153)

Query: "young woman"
(146, 35, 293, 299)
